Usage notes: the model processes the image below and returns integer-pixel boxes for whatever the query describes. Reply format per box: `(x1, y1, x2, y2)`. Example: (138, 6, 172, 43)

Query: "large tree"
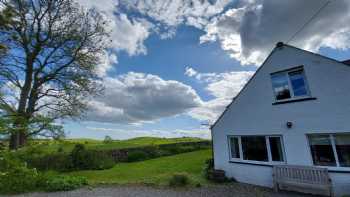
(0, 0, 109, 149)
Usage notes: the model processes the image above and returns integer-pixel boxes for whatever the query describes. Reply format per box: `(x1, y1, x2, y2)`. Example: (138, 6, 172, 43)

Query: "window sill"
(314, 166, 350, 173)
(228, 161, 350, 173)
(329, 169, 350, 173)
(229, 160, 285, 167)
(272, 97, 317, 105)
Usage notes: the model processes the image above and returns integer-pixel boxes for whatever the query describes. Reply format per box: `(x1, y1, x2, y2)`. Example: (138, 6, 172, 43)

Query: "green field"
(67, 149, 212, 186)
(25, 137, 207, 153)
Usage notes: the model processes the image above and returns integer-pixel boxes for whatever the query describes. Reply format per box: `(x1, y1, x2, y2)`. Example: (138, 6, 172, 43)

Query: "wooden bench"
(273, 165, 333, 196)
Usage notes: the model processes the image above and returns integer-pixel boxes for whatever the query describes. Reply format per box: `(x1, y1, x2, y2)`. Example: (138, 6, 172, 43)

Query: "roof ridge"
(280, 42, 350, 67)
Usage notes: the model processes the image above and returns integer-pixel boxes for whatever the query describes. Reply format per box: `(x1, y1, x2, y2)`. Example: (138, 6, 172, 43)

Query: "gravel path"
(7, 183, 314, 197)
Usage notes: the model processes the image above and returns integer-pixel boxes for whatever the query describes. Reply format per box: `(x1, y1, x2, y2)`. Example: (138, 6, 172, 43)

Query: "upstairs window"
(271, 73, 291, 100)
(271, 68, 310, 101)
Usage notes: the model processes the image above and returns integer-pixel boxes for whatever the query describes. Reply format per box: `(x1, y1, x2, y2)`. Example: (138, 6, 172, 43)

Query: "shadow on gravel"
(3, 183, 315, 197)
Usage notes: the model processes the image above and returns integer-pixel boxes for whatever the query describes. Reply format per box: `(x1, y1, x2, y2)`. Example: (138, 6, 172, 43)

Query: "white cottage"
(211, 42, 350, 197)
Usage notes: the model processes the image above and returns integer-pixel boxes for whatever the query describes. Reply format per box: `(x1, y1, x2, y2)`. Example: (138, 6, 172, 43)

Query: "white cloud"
(184, 67, 198, 77)
(120, 0, 232, 29)
(73, 0, 350, 127)
(85, 72, 202, 124)
(200, 0, 350, 65)
(84, 126, 210, 139)
(190, 97, 229, 122)
(205, 71, 254, 99)
(95, 52, 118, 77)
(110, 14, 151, 55)
(186, 67, 254, 122)
(77, 0, 350, 70)
(77, 0, 152, 55)
(76, 0, 152, 76)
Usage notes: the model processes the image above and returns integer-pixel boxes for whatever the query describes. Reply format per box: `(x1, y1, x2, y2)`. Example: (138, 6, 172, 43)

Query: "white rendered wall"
(212, 45, 350, 196)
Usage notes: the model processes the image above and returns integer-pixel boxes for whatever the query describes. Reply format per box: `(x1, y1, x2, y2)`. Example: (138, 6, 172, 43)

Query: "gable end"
(210, 42, 350, 131)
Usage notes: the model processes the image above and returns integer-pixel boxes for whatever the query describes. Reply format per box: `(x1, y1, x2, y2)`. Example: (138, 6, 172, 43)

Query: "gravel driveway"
(7, 183, 313, 197)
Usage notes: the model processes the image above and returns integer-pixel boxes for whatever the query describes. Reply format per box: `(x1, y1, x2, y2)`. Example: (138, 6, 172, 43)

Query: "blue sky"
(64, 0, 350, 140)
(65, 26, 243, 140)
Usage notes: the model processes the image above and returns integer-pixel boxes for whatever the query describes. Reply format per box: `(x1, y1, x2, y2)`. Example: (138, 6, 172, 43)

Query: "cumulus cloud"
(86, 67, 252, 125)
(77, 0, 151, 56)
(120, 0, 232, 31)
(85, 72, 202, 124)
(190, 97, 228, 122)
(74, 0, 350, 126)
(76, 0, 350, 73)
(186, 67, 254, 122)
(110, 14, 152, 55)
(200, 0, 350, 65)
(76, 0, 152, 76)
(95, 52, 118, 77)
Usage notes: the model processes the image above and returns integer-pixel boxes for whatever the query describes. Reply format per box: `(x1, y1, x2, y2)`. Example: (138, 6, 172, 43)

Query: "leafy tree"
(0, 0, 109, 149)
(103, 135, 112, 144)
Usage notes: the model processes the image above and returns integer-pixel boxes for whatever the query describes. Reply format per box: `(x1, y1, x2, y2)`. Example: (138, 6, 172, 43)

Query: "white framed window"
(228, 135, 285, 164)
(271, 67, 310, 101)
(308, 133, 350, 167)
(229, 137, 241, 159)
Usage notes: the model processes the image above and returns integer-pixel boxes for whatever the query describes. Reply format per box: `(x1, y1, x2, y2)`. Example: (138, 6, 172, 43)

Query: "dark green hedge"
(26, 144, 114, 171)
(70, 144, 114, 170)
(25, 141, 211, 172)
(27, 152, 73, 171)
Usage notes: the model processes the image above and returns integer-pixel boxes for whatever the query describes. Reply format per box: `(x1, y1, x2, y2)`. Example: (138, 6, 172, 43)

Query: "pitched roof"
(210, 42, 350, 130)
(342, 59, 350, 66)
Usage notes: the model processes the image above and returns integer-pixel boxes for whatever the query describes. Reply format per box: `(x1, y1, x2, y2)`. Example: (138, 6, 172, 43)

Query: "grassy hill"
(67, 149, 212, 186)
(26, 137, 208, 153)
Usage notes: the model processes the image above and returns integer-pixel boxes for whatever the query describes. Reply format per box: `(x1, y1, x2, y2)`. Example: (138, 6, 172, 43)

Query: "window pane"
(229, 137, 240, 159)
(271, 74, 291, 100)
(335, 134, 350, 167)
(308, 135, 336, 166)
(289, 70, 308, 97)
(241, 136, 268, 162)
(269, 137, 284, 162)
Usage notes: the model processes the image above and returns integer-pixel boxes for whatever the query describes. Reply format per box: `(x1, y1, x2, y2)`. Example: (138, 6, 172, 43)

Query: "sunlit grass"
(67, 149, 212, 186)
(23, 137, 207, 153)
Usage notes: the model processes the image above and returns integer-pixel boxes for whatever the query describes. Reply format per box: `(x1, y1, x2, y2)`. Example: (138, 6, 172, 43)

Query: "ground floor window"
(241, 136, 268, 161)
(308, 133, 350, 167)
(228, 135, 285, 163)
(269, 136, 284, 162)
(229, 137, 240, 159)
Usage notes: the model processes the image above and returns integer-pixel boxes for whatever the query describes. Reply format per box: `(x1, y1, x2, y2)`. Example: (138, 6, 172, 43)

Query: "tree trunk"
(19, 131, 27, 147)
(9, 56, 35, 150)
(8, 117, 28, 149)
(9, 132, 19, 150)
(9, 129, 27, 149)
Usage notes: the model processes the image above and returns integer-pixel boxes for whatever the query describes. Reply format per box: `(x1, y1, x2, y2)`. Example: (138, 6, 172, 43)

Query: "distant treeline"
(16, 141, 211, 172)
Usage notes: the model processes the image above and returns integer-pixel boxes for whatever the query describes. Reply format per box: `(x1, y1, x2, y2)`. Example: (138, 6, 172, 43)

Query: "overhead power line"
(286, 0, 332, 44)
